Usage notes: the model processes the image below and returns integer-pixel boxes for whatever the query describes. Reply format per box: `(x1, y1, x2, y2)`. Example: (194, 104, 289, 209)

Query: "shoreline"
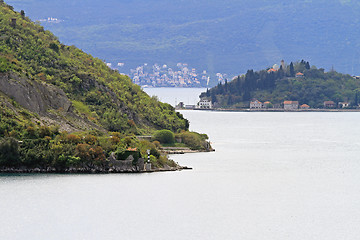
(186, 108, 360, 113)
(0, 165, 193, 174)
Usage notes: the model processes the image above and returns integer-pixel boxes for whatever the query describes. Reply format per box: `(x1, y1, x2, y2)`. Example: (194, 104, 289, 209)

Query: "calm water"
(143, 87, 206, 106)
(1, 90, 360, 240)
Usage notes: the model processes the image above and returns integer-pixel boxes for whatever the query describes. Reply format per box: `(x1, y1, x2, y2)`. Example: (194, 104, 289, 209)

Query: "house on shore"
(300, 104, 310, 109)
(338, 102, 349, 108)
(284, 101, 299, 110)
(250, 100, 262, 109)
(263, 101, 272, 108)
(324, 101, 336, 108)
(185, 105, 196, 109)
(197, 99, 212, 109)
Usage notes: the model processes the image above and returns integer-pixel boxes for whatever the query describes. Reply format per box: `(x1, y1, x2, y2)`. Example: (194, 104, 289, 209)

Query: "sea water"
(1, 89, 360, 240)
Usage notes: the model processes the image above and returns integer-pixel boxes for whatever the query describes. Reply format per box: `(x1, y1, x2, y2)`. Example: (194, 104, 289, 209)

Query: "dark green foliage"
(115, 149, 140, 162)
(152, 130, 175, 144)
(0, 137, 20, 167)
(176, 132, 209, 150)
(201, 61, 360, 108)
(289, 62, 295, 77)
(0, 57, 10, 72)
(49, 42, 59, 53)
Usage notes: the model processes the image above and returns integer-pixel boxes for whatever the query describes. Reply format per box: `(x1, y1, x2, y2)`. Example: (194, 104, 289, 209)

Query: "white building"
(197, 99, 212, 109)
(284, 101, 299, 110)
(250, 100, 262, 109)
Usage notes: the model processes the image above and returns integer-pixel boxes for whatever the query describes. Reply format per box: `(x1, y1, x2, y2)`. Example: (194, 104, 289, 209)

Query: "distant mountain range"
(6, 0, 360, 85)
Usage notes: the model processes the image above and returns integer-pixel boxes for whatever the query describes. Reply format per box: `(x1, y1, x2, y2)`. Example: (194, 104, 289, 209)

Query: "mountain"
(0, 2, 188, 135)
(200, 60, 360, 108)
(0, 2, 207, 171)
(5, 0, 360, 85)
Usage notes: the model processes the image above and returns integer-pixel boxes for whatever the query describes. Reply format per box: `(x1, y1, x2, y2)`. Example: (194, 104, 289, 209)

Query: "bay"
(1, 89, 360, 240)
(143, 87, 206, 106)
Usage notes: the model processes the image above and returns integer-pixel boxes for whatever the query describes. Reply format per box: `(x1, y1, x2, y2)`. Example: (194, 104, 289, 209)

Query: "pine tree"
(290, 62, 295, 77)
(354, 91, 359, 107)
(305, 61, 310, 70)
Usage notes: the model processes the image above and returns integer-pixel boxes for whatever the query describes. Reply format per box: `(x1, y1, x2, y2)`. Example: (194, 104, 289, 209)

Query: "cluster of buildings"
(130, 63, 210, 87)
(128, 63, 228, 87)
(38, 17, 63, 23)
(250, 100, 350, 110)
(176, 99, 213, 110)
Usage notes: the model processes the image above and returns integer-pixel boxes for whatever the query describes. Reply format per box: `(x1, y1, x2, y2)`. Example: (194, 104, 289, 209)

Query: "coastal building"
(197, 99, 212, 109)
(185, 105, 196, 109)
(324, 101, 336, 108)
(300, 104, 310, 109)
(250, 100, 262, 109)
(338, 102, 349, 108)
(284, 101, 299, 110)
(176, 102, 184, 109)
(295, 72, 304, 78)
(267, 68, 277, 73)
(263, 101, 272, 108)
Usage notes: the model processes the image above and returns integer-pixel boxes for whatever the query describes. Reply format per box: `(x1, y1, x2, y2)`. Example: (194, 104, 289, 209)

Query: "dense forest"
(201, 60, 360, 108)
(0, 2, 210, 171)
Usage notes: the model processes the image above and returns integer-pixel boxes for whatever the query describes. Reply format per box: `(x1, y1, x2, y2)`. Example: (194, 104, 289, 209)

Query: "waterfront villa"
(263, 101, 272, 108)
(197, 99, 212, 109)
(300, 104, 310, 109)
(284, 101, 299, 110)
(338, 102, 349, 108)
(250, 100, 262, 109)
(324, 101, 336, 108)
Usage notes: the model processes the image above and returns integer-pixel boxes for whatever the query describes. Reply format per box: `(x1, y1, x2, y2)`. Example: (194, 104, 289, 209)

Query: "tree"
(290, 62, 295, 77)
(0, 137, 20, 167)
(152, 130, 175, 144)
(354, 91, 359, 107)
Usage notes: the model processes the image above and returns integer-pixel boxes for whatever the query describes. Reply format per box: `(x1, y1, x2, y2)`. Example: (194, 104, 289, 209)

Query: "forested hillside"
(0, 2, 209, 171)
(201, 60, 360, 108)
(0, 2, 188, 134)
(6, 0, 360, 83)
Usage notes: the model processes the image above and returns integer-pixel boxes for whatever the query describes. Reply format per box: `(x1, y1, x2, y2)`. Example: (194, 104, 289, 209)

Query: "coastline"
(0, 165, 193, 174)
(188, 108, 360, 112)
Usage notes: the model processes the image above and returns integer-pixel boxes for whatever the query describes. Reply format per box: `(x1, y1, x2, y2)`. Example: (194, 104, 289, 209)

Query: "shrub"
(152, 130, 175, 144)
(0, 137, 20, 166)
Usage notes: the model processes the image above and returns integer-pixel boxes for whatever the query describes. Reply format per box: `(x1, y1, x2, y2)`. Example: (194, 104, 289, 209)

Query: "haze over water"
(1, 89, 360, 240)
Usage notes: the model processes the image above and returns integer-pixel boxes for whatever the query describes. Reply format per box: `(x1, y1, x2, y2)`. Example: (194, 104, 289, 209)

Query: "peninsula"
(200, 60, 360, 110)
(0, 2, 212, 173)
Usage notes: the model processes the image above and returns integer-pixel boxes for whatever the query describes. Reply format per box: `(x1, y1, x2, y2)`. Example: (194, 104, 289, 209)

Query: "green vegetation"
(176, 131, 210, 151)
(152, 130, 175, 144)
(0, 126, 176, 171)
(0, 2, 208, 171)
(202, 60, 360, 108)
(0, 2, 188, 134)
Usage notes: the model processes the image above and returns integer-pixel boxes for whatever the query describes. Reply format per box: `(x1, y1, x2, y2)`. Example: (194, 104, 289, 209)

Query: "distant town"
(38, 17, 63, 23)
(112, 62, 228, 88)
(176, 98, 356, 111)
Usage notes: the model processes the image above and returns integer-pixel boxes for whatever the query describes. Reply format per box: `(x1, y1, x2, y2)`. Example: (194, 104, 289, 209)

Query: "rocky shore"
(0, 165, 192, 174)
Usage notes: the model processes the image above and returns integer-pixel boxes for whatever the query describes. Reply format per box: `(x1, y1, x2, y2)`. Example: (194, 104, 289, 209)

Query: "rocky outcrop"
(0, 73, 71, 114)
(108, 152, 145, 172)
(0, 73, 104, 132)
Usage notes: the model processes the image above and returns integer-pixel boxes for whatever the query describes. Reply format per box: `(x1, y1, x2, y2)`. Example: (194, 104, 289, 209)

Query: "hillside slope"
(201, 60, 360, 108)
(0, 2, 188, 135)
(6, 0, 360, 82)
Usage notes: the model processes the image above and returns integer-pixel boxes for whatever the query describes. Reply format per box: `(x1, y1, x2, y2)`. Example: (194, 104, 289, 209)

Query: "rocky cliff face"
(0, 73, 101, 132)
(0, 73, 71, 114)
